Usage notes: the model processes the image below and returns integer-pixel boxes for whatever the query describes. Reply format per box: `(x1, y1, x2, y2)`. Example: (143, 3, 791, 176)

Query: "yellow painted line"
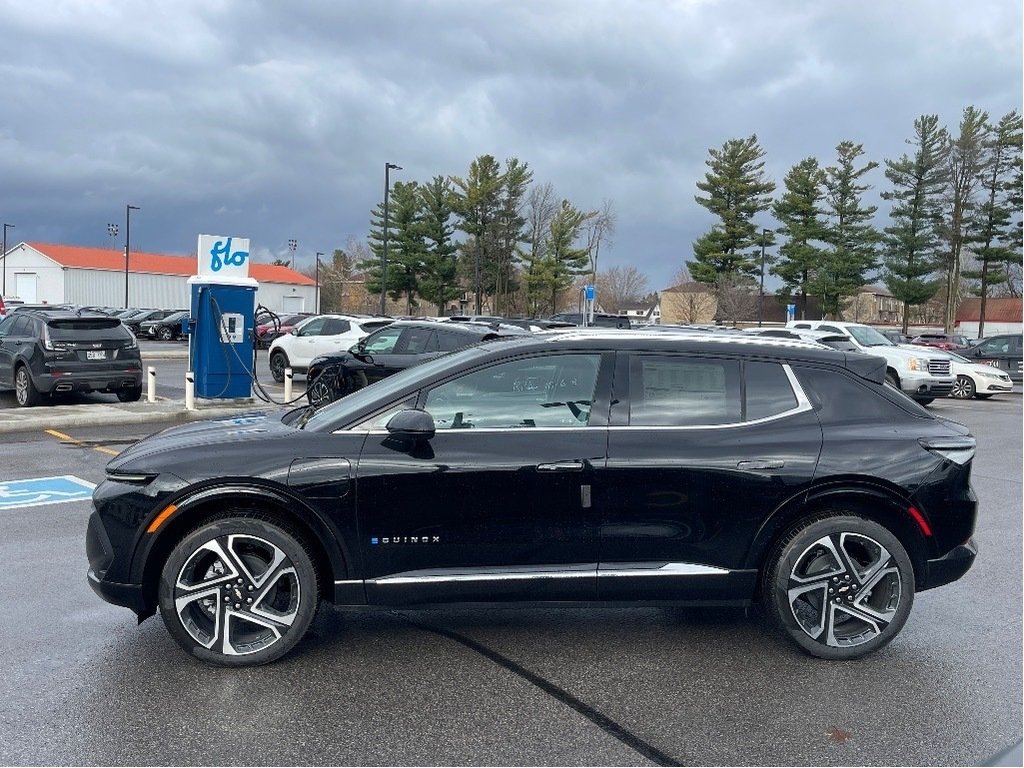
(94, 447, 121, 456)
(45, 428, 81, 444)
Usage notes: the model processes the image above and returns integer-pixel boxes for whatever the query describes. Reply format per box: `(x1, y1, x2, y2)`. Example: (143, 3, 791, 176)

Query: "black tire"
(117, 386, 142, 402)
(950, 375, 976, 400)
(975, 393, 993, 400)
(763, 514, 914, 660)
(158, 326, 174, 341)
(915, 397, 934, 406)
(158, 515, 319, 666)
(14, 365, 42, 407)
(307, 374, 338, 409)
(885, 372, 899, 389)
(269, 351, 288, 383)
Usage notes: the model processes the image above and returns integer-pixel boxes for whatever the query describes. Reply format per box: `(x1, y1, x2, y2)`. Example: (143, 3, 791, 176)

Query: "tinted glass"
(425, 353, 600, 429)
(793, 365, 929, 422)
(10, 316, 34, 337)
(745, 361, 797, 420)
(629, 355, 741, 426)
(48, 318, 131, 340)
(976, 336, 1010, 354)
(321, 318, 351, 335)
(436, 328, 476, 352)
(400, 328, 437, 354)
(0, 316, 14, 335)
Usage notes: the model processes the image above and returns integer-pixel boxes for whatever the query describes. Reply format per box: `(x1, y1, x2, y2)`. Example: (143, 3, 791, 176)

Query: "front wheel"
(950, 375, 976, 400)
(158, 326, 174, 341)
(269, 351, 288, 383)
(158, 515, 319, 666)
(764, 514, 914, 660)
(915, 397, 934, 406)
(307, 374, 338, 409)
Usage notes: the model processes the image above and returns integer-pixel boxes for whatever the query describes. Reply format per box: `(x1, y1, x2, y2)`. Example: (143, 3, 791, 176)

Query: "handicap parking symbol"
(0, 476, 96, 511)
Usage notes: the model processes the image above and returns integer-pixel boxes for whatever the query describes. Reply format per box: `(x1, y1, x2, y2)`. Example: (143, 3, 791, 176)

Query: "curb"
(0, 399, 278, 435)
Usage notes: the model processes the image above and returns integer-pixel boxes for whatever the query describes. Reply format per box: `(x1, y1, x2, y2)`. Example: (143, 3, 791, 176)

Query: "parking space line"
(44, 429, 122, 458)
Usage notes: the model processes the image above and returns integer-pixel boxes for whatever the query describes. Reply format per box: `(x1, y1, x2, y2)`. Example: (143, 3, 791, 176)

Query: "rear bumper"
(920, 537, 977, 590)
(38, 369, 142, 394)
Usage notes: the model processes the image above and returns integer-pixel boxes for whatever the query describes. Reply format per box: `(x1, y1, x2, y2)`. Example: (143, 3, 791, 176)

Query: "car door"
(967, 335, 1023, 380)
(289, 316, 337, 368)
(598, 352, 822, 601)
(353, 325, 409, 385)
(355, 351, 612, 605)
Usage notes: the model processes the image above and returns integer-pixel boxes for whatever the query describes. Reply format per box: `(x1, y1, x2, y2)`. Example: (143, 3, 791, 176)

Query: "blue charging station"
(188, 234, 259, 399)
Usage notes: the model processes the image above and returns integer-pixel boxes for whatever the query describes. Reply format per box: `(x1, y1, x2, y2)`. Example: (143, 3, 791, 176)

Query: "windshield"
(847, 325, 894, 347)
(300, 344, 497, 431)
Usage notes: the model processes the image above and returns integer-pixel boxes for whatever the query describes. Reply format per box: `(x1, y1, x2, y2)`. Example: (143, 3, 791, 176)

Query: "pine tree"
(363, 181, 426, 313)
(493, 158, 531, 315)
(771, 157, 827, 320)
(688, 135, 776, 283)
(451, 155, 504, 314)
(963, 110, 1023, 336)
(882, 116, 951, 333)
(817, 141, 881, 319)
(939, 106, 990, 332)
(529, 200, 593, 313)
(418, 176, 461, 316)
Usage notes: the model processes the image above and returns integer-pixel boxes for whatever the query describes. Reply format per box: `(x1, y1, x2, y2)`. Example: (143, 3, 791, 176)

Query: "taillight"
(919, 436, 976, 466)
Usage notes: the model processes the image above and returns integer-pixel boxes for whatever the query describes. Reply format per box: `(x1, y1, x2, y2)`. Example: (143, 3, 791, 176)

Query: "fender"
(129, 479, 354, 603)
(743, 477, 933, 574)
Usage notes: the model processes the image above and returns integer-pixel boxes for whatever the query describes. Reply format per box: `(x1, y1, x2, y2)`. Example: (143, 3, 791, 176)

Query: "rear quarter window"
(744, 361, 798, 420)
(793, 365, 931, 423)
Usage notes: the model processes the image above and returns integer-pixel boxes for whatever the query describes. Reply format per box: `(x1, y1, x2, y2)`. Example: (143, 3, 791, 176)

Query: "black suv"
(0, 310, 143, 406)
(962, 333, 1023, 382)
(139, 310, 190, 341)
(88, 331, 977, 665)
(305, 320, 521, 408)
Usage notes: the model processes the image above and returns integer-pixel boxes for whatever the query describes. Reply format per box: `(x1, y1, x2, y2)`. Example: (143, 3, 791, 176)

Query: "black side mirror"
(385, 408, 436, 440)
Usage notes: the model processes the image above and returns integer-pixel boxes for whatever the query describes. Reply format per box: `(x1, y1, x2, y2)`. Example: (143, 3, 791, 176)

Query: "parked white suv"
(787, 320, 955, 404)
(267, 315, 392, 382)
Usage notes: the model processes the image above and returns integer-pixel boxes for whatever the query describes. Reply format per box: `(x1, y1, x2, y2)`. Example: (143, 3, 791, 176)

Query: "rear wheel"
(117, 386, 142, 402)
(14, 366, 42, 407)
(158, 515, 319, 666)
(915, 397, 934, 405)
(950, 375, 976, 400)
(764, 514, 914, 660)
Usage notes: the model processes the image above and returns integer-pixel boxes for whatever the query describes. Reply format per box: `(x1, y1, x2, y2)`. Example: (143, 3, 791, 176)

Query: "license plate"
(86, 350, 106, 360)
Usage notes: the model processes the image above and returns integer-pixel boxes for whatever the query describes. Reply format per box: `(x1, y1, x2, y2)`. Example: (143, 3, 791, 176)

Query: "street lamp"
(2, 223, 14, 297)
(287, 239, 297, 268)
(315, 251, 323, 314)
(381, 162, 402, 315)
(124, 205, 139, 309)
(107, 222, 119, 249)
(757, 228, 771, 327)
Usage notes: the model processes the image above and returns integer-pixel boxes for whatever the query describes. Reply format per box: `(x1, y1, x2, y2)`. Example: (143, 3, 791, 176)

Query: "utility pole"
(315, 252, 323, 313)
(2, 223, 14, 297)
(124, 205, 139, 309)
(757, 228, 770, 327)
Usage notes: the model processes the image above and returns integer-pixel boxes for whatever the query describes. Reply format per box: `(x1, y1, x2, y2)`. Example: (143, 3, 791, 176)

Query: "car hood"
(106, 410, 295, 473)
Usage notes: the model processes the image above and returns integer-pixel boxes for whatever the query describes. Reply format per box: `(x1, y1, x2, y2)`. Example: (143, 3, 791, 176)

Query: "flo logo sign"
(197, 234, 250, 279)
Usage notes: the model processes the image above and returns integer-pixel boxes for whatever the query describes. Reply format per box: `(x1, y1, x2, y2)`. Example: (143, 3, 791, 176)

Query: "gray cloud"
(0, 0, 1020, 291)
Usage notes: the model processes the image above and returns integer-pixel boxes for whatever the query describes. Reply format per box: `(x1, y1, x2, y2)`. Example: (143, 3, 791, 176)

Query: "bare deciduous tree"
(713, 273, 758, 325)
(585, 199, 616, 281)
(597, 265, 650, 313)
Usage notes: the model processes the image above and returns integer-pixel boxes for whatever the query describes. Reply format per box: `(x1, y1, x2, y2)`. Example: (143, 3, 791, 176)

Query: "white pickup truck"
(787, 320, 956, 404)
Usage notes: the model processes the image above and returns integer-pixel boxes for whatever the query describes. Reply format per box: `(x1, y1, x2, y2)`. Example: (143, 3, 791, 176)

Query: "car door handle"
(737, 459, 785, 470)
(537, 460, 585, 471)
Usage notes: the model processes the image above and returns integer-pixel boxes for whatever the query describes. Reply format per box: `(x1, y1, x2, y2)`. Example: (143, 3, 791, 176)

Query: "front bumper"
(87, 568, 151, 618)
(976, 378, 1014, 395)
(901, 374, 956, 399)
(920, 537, 977, 591)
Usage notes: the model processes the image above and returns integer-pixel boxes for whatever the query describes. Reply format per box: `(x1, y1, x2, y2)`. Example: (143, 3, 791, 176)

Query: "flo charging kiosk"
(188, 234, 257, 399)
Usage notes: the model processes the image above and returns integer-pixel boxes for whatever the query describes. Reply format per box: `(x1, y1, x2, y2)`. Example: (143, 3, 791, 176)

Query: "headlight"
(908, 357, 930, 371)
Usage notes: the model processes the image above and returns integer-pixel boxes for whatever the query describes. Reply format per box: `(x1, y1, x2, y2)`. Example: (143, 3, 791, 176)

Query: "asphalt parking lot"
(0, 392, 1019, 765)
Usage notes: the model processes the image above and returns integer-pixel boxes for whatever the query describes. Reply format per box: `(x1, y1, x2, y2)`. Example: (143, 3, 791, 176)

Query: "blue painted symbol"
(370, 537, 379, 545)
(0, 475, 96, 511)
(209, 237, 250, 273)
(584, 284, 596, 301)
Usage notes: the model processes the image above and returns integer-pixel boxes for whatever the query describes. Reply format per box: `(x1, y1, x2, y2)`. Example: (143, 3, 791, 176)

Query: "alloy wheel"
(173, 533, 302, 657)
(308, 377, 336, 409)
(15, 368, 29, 405)
(787, 532, 901, 649)
(951, 375, 975, 399)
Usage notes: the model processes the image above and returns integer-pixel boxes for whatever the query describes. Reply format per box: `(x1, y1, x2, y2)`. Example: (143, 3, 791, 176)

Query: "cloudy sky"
(1, 0, 1020, 293)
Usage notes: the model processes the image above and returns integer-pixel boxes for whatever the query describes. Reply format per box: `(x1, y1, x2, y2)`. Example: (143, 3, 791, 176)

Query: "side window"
(349, 397, 418, 432)
(10, 317, 33, 337)
(744, 361, 798, 420)
(628, 355, 741, 426)
(436, 329, 474, 352)
(977, 337, 1009, 355)
(398, 328, 438, 355)
(793, 365, 923, 422)
(363, 327, 402, 354)
(818, 325, 842, 333)
(321, 318, 351, 335)
(0, 316, 14, 337)
(424, 354, 601, 429)
(792, 323, 812, 329)
(297, 317, 327, 337)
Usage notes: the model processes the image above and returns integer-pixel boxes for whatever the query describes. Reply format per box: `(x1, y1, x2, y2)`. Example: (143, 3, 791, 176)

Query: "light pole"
(381, 162, 401, 315)
(287, 239, 297, 268)
(107, 222, 119, 249)
(757, 228, 770, 327)
(315, 251, 323, 314)
(124, 205, 139, 309)
(1, 222, 13, 296)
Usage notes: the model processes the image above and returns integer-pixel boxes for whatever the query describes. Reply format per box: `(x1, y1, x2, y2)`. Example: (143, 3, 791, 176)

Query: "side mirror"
(385, 408, 435, 440)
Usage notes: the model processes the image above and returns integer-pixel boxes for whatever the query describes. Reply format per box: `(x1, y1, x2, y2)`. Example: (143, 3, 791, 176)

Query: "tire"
(950, 375, 976, 400)
(763, 514, 914, 660)
(307, 374, 338, 409)
(975, 394, 993, 400)
(158, 515, 319, 666)
(158, 326, 174, 341)
(14, 365, 42, 407)
(885, 372, 899, 389)
(915, 398, 934, 406)
(117, 386, 142, 402)
(269, 351, 289, 383)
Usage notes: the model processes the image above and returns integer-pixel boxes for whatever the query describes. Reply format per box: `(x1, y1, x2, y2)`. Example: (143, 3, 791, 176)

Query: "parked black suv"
(88, 331, 977, 665)
(140, 310, 189, 341)
(305, 320, 522, 408)
(0, 310, 143, 406)
(962, 333, 1023, 382)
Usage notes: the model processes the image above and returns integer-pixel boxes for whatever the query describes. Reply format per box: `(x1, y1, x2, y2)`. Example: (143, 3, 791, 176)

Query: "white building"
(1, 242, 317, 312)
